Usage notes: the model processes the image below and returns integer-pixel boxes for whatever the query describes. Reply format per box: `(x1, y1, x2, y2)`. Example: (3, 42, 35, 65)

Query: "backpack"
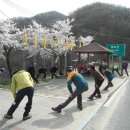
(109, 71, 114, 81)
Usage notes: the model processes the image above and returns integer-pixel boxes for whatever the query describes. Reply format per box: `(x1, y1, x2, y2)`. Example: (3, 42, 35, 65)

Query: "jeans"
(7, 87, 34, 117)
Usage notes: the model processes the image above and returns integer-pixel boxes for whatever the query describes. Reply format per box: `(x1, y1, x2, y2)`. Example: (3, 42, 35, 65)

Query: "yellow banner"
(34, 33, 37, 48)
(43, 35, 46, 48)
(51, 37, 54, 48)
(70, 40, 75, 50)
(65, 39, 69, 50)
(23, 30, 27, 47)
(58, 38, 60, 48)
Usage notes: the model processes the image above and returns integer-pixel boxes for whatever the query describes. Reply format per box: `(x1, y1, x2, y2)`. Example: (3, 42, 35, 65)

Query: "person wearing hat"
(52, 66, 88, 113)
(4, 70, 34, 121)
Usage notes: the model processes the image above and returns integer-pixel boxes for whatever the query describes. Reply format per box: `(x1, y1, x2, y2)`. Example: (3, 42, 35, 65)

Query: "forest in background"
(11, 2, 130, 59)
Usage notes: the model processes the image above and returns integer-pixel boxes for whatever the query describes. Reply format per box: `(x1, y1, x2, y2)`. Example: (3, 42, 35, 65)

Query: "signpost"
(106, 44, 126, 69)
(106, 44, 126, 56)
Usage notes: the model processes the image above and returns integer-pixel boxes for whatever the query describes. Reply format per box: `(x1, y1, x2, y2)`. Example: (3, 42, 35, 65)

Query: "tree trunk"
(3, 46, 12, 79)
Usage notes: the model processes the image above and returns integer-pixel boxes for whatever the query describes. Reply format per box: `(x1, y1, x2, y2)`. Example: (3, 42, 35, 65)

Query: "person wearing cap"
(4, 70, 34, 121)
(52, 66, 88, 113)
(88, 65, 104, 100)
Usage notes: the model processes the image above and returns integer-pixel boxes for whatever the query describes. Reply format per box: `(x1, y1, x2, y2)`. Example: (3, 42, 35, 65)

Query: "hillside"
(11, 3, 130, 59)
(12, 11, 66, 29)
(69, 2, 130, 59)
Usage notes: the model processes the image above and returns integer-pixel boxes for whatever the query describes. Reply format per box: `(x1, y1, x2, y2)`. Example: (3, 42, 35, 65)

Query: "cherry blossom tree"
(25, 19, 75, 70)
(0, 19, 21, 78)
(50, 18, 75, 70)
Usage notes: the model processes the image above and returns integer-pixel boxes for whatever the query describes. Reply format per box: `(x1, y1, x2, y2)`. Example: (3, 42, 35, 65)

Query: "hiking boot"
(23, 114, 32, 121)
(77, 106, 82, 110)
(95, 95, 102, 98)
(52, 107, 61, 113)
(88, 96, 93, 100)
(4, 114, 13, 119)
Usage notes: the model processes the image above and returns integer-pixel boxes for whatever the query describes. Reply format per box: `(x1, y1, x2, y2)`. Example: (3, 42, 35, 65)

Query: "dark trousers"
(37, 72, 46, 79)
(121, 68, 129, 76)
(51, 72, 58, 79)
(56, 87, 88, 109)
(7, 87, 34, 117)
(31, 74, 38, 83)
(104, 80, 113, 89)
(112, 69, 121, 76)
(91, 79, 104, 97)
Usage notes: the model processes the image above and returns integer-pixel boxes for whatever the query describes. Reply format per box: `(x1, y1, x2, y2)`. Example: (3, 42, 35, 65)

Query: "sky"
(1, 0, 130, 20)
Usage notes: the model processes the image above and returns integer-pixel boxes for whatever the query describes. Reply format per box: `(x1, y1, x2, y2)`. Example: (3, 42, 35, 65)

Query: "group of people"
(111, 60, 129, 77)
(27, 63, 59, 83)
(99, 60, 129, 77)
(3, 63, 117, 120)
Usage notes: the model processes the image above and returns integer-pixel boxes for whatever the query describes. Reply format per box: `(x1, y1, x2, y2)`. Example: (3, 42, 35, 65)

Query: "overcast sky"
(1, 0, 130, 20)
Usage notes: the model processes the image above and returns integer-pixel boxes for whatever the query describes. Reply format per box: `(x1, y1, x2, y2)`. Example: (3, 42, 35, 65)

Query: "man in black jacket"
(50, 65, 59, 79)
(28, 63, 38, 83)
(37, 67, 47, 79)
(88, 65, 104, 100)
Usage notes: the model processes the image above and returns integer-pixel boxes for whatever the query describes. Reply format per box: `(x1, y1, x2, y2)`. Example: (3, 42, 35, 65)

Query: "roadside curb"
(81, 77, 128, 130)
(105, 77, 128, 103)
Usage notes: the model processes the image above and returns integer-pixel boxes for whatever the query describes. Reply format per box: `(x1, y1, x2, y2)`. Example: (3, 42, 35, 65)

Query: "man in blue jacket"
(52, 66, 88, 113)
(103, 65, 114, 91)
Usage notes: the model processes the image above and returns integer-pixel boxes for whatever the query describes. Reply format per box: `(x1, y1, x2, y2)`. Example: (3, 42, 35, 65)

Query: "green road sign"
(106, 44, 126, 56)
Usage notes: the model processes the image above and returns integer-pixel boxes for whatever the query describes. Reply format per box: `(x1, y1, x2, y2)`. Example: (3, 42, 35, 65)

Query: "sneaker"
(110, 84, 113, 87)
(23, 114, 32, 121)
(52, 107, 61, 113)
(103, 88, 108, 91)
(4, 114, 13, 119)
(77, 106, 82, 110)
(95, 95, 101, 98)
(88, 96, 93, 100)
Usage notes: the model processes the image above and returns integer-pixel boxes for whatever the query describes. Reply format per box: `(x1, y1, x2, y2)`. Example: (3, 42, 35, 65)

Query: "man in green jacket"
(52, 66, 88, 113)
(4, 70, 34, 121)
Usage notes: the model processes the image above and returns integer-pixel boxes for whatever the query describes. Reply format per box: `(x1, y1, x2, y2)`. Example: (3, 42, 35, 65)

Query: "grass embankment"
(0, 77, 52, 89)
(0, 80, 11, 89)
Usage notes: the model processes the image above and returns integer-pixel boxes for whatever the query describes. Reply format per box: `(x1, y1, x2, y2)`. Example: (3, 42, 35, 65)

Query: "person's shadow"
(32, 102, 95, 129)
(32, 106, 75, 129)
(0, 117, 23, 130)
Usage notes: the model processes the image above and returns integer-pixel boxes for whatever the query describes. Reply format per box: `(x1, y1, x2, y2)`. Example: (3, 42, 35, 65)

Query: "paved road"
(0, 75, 128, 130)
(83, 78, 130, 130)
